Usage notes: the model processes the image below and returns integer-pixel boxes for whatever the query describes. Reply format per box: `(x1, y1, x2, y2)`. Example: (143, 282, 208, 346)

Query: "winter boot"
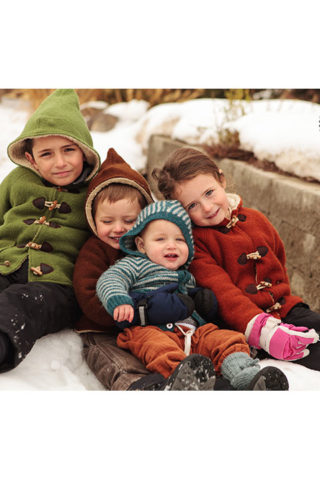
(127, 372, 167, 390)
(0, 332, 11, 364)
(128, 365, 231, 391)
(164, 354, 216, 391)
(213, 376, 236, 390)
(249, 366, 289, 390)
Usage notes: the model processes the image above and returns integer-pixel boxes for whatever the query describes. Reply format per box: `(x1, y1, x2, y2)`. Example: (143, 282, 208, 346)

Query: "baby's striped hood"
(120, 200, 194, 267)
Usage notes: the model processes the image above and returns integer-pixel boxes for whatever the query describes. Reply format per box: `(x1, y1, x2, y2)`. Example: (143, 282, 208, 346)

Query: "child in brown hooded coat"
(73, 148, 155, 389)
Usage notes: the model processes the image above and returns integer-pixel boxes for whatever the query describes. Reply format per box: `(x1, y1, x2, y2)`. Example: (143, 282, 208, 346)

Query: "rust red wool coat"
(189, 194, 302, 334)
(73, 148, 153, 333)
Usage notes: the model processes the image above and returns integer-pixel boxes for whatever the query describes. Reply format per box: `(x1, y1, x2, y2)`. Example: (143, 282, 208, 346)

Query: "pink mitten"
(245, 313, 319, 361)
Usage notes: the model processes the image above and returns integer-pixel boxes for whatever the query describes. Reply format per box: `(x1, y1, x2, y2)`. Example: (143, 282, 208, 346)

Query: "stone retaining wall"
(146, 134, 320, 312)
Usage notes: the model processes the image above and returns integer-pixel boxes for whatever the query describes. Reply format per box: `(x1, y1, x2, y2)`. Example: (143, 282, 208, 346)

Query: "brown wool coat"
(73, 148, 153, 332)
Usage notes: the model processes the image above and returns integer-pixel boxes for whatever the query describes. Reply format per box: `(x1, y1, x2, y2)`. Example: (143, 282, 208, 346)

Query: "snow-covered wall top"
(135, 98, 320, 182)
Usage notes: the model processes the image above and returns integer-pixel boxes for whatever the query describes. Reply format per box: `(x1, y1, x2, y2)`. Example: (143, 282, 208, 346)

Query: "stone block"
(146, 135, 187, 199)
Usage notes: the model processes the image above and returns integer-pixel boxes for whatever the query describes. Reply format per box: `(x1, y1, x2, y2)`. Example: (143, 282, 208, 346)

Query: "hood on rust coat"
(85, 147, 153, 236)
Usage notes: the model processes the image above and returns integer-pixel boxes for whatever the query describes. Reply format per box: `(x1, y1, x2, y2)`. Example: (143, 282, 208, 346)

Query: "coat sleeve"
(189, 234, 263, 333)
(73, 237, 116, 329)
(0, 172, 13, 227)
(96, 256, 137, 315)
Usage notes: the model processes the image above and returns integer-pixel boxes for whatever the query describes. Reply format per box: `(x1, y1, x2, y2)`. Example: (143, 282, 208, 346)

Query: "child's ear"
(135, 236, 146, 253)
(25, 152, 38, 169)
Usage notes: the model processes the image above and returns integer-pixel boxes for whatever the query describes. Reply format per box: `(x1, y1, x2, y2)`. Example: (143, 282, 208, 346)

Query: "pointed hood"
(85, 147, 153, 235)
(7, 89, 100, 182)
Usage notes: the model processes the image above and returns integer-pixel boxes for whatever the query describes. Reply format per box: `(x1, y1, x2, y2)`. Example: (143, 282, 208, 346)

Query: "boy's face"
(135, 219, 189, 270)
(174, 173, 229, 227)
(95, 197, 141, 249)
(25, 136, 85, 186)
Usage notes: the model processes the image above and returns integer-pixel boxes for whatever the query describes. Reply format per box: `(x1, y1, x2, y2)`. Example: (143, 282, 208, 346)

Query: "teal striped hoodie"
(96, 200, 206, 328)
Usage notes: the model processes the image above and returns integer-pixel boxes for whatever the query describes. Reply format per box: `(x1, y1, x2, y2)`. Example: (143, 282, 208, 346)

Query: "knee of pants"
(117, 325, 162, 346)
(84, 341, 149, 389)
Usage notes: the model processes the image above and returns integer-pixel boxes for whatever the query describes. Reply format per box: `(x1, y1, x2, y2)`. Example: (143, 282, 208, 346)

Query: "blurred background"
(1, 88, 319, 110)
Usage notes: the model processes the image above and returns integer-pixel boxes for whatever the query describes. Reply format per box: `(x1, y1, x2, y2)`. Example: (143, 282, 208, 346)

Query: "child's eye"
(205, 189, 214, 197)
(65, 147, 76, 153)
(188, 202, 197, 211)
(125, 219, 135, 224)
(177, 238, 186, 242)
(155, 237, 164, 241)
(102, 220, 112, 224)
(40, 152, 51, 158)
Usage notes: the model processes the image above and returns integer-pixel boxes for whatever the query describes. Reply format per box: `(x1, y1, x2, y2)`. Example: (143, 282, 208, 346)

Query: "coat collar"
(215, 193, 243, 230)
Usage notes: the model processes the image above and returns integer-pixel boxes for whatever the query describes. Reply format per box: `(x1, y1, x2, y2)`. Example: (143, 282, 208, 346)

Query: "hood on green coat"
(85, 147, 153, 236)
(7, 89, 100, 182)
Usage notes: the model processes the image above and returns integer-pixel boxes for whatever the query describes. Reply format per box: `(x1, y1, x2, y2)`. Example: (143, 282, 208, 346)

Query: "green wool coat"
(0, 166, 90, 286)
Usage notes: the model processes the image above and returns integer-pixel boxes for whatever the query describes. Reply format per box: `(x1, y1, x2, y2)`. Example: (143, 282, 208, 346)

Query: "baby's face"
(135, 219, 189, 270)
(25, 135, 85, 186)
(95, 197, 141, 249)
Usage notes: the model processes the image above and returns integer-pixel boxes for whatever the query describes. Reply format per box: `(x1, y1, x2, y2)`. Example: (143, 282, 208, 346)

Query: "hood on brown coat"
(85, 147, 153, 235)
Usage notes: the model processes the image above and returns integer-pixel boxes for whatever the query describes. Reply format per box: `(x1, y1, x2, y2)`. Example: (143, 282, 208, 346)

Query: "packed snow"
(0, 94, 320, 390)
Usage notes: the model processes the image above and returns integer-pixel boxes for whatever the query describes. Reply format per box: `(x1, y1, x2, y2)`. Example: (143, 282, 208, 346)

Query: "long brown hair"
(152, 147, 223, 199)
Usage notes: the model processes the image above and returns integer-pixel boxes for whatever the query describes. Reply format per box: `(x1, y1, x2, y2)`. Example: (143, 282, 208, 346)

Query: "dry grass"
(2, 89, 320, 112)
(3, 88, 209, 111)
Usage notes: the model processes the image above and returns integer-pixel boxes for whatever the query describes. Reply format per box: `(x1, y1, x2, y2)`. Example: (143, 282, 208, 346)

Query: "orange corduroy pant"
(117, 323, 250, 378)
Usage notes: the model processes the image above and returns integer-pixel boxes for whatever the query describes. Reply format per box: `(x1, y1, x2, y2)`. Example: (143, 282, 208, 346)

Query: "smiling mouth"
(54, 171, 71, 176)
(207, 208, 220, 219)
(165, 254, 178, 258)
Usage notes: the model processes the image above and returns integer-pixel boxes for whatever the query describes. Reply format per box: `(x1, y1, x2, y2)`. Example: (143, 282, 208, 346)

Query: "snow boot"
(127, 355, 216, 391)
(127, 372, 167, 391)
(0, 332, 11, 364)
(164, 353, 216, 391)
(249, 366, 289, 390)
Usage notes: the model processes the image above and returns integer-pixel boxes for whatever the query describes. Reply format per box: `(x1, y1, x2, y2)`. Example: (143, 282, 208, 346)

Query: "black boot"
(249, 366, 289, 390)
(213, 376, 236, 390)
(127, 355, 216, 391)
(164, 354, 216, 391)
(127, 373, 167, 390)
(0, 332, 11, 365)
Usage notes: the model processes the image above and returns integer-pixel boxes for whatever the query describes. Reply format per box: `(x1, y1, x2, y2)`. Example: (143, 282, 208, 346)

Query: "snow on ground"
(0, 94, 320, 390)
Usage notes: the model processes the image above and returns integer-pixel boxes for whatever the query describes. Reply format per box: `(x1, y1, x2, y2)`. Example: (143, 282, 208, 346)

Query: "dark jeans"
(0, 261, 80, 372)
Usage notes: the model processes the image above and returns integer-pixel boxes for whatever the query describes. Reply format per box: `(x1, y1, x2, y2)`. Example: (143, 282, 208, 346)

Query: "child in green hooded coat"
(0, 89, 100, 371)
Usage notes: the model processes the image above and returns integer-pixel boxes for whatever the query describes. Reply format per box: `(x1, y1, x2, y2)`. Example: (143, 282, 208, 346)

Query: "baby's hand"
(113, 305, 134, 323)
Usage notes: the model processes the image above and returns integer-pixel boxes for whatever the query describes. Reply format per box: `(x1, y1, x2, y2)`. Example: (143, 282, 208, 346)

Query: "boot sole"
(164, 354, 216, 391)
(249, 366, 289, 390)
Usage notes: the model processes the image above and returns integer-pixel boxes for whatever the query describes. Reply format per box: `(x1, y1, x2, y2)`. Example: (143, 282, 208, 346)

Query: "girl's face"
(174, 173, 230, 227)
